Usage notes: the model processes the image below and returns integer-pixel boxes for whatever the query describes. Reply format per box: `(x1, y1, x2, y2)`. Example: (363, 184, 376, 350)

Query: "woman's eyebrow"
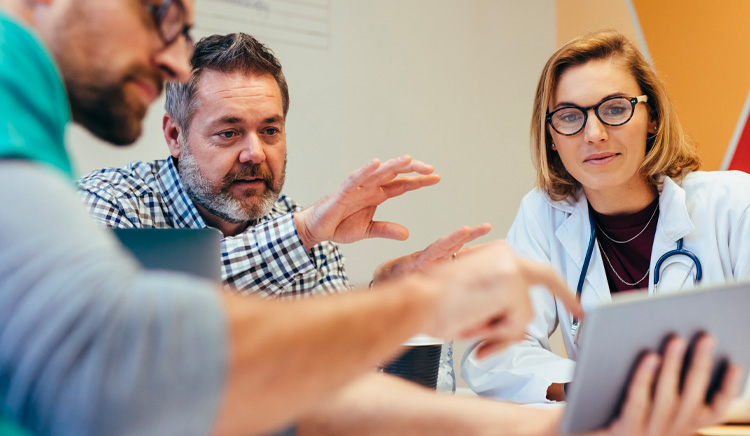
(553, 92, 629, 110)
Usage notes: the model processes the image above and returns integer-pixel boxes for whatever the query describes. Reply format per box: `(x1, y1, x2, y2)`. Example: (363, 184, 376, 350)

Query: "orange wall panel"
(556, 0, 638, 48)
(631, 1, 750, 170)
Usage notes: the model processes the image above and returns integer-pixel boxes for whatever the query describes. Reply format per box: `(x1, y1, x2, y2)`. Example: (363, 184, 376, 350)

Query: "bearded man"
(77, 32, 490, 301)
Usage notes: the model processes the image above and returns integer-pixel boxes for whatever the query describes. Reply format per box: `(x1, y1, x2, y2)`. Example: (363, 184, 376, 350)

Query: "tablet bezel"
(560, 281, 750, 434)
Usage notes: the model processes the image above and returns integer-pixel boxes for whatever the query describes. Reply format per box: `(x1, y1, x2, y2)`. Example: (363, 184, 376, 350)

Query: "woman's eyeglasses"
(546, 95, 649, 136)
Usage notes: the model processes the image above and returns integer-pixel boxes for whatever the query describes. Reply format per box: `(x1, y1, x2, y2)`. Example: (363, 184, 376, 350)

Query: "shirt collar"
(547, 174, 695, 250)
(654, 174, 694, 241)
(155, 157, 208, 229)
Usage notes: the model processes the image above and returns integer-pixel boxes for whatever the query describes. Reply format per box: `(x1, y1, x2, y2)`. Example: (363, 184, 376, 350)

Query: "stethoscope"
(570, 207, 703, 338)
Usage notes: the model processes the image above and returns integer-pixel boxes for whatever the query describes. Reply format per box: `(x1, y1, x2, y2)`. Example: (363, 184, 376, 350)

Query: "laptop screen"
(113, 228, 222, 281)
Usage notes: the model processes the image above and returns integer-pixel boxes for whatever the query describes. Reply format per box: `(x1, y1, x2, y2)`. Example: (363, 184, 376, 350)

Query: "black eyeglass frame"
(145, 0, 194, 49)
(546, 95, 649, 136)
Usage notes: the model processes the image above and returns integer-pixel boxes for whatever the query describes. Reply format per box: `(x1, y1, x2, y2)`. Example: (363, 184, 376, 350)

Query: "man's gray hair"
(165, 33, 290, 133)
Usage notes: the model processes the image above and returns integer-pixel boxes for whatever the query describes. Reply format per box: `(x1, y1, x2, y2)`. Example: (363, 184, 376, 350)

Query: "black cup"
(382, 344, 443, 389)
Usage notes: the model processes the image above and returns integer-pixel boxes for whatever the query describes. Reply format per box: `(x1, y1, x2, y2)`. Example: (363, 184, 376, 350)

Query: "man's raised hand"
(294, 155, 440, 250)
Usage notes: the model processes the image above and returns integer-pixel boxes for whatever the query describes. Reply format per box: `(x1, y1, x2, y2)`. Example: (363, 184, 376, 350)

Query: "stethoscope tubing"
(571, 206, 703, 336)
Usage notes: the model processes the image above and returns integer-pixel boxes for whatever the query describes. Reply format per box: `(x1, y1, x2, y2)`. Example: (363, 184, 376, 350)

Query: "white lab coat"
(461, 171, 750, 404)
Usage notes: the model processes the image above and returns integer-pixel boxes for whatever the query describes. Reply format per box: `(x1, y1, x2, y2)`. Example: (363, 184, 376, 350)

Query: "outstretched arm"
(297, 372, 562, 436)
(212, 242, 583, 436)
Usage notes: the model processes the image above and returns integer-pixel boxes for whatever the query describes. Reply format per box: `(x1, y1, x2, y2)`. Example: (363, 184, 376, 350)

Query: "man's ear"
(163, 113, 183, 158)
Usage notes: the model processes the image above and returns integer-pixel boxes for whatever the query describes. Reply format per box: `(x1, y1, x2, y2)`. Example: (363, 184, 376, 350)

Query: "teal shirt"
(0, 11, 73, 179)
(1, 10, 66, 436)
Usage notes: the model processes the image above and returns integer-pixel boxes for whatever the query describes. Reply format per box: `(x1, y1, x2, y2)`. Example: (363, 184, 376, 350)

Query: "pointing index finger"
(517, 257, 583, 318)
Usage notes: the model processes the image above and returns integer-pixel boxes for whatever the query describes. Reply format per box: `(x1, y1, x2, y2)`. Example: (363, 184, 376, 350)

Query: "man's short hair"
(165, 33, 290, 133)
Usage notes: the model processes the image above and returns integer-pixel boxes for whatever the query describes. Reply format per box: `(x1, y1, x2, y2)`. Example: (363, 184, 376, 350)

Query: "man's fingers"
(419, 224, 482, 259)
(454, 238, 500, 259)
(340, 158, 381, 194)
(366, 221, 409, 241)
(417, 224, 494, 266)
(517, 257, 582, 318)
(427, 226, 474, 253)
(405, 158, 435, 175)
(384, 157, 434, 176)
(363, 156, 436, 188)
(441, 224, 492, 253)
(360, 155, 415, 187)
(465, 223, 492, 240)
(447, 224, 493, 255)
(381, 174, 441, 198)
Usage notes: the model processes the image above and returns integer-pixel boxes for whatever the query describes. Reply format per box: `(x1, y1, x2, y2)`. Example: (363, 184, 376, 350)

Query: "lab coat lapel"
(554, 194, 612, 304)
(648, 177, 696, 294)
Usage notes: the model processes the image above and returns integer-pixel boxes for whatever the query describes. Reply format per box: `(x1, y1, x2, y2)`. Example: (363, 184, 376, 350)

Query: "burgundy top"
(591, 197, 659, 293)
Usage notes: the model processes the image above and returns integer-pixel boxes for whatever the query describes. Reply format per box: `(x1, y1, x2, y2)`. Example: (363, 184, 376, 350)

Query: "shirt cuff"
(252, 212, 317, 291)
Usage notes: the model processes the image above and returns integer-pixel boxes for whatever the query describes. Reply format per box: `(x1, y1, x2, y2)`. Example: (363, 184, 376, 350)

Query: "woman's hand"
(586, 335, 742, 436)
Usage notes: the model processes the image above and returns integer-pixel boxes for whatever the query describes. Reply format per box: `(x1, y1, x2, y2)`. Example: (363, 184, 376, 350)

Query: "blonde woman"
(462, 30, 750, 404)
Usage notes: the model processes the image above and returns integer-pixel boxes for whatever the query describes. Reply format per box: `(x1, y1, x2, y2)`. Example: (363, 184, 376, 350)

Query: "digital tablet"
(113, 228, 222, 281)
(560, 281, 750, 434)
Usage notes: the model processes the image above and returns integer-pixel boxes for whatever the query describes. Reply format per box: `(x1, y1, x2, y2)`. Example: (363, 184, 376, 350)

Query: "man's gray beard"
(177, 142, 283, 224)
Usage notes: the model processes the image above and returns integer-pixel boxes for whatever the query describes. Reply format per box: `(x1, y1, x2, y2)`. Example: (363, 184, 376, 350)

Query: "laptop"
(113, 228, 222, 281)
(560, 281, 750, 434)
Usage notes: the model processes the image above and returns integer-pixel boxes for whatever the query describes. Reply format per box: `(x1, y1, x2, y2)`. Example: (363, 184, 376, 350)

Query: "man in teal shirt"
(0, 1, 738, 435)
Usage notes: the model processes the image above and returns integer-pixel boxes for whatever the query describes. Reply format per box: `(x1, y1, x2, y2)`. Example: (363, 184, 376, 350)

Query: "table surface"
(695, 425, 750, 436)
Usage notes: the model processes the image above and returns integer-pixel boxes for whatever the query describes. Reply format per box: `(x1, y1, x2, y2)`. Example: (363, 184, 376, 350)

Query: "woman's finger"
(674, 336, 716, 423)
(707, 363, 743, 421)
(646, 337, 686, 435)
(616, 353, 660, 435)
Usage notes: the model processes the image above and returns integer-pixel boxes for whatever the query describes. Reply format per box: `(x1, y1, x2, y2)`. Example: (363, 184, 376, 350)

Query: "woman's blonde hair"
(530, 30, 700, 201)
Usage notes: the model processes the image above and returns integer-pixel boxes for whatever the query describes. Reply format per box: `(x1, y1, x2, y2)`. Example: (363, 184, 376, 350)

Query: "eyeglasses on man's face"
(546, 95, 649, 136)
(145, 0, 194, 52)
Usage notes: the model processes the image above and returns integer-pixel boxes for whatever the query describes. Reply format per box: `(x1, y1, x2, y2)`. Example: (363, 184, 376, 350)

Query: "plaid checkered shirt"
(76, 157, 350, 299)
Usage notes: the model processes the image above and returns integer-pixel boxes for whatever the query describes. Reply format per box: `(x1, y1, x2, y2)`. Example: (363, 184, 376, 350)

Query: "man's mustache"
(223, 165, 274, 189)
